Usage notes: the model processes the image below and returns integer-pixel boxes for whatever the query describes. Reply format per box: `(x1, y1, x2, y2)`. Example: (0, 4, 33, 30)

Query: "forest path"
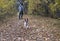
(0, 15, 60, 41)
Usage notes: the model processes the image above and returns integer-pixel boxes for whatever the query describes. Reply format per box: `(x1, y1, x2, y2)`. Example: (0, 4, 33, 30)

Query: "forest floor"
(0, 15, 60, 41)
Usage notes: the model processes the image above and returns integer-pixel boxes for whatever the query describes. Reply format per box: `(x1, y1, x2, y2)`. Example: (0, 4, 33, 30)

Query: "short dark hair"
(20, 3, 23, 5)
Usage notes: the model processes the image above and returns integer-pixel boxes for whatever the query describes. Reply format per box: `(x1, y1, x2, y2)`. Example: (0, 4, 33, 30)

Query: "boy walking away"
(18, 3, 24, 19)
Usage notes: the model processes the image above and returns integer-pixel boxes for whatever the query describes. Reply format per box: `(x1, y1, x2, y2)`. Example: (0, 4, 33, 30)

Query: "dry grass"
(0, 15, 60, 41)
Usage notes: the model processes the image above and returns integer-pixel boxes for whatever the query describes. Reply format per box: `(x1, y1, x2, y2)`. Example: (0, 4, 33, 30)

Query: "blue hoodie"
(18, 4, 24, 12)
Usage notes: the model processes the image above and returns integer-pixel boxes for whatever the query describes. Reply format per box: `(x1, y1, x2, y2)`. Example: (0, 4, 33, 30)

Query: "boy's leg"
(19, 11, 23, 19)
(21, 11, 23, 19)
(19, 12, 21, 19)
(19, 12, 20, 19)
(20, 11, 22, 19)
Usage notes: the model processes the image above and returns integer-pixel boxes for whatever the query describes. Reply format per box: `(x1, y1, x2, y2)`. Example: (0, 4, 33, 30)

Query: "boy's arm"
(18, 6, 21, 12)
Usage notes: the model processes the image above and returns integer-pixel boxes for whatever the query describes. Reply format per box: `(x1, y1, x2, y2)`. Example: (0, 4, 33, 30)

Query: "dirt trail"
(0, 15, 60, 41)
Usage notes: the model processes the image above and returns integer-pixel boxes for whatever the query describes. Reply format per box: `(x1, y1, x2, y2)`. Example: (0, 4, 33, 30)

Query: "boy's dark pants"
(19, 11, 23, 19)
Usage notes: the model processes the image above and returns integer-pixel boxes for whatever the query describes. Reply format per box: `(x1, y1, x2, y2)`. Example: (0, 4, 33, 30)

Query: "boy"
(18, 3, 24, 19)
